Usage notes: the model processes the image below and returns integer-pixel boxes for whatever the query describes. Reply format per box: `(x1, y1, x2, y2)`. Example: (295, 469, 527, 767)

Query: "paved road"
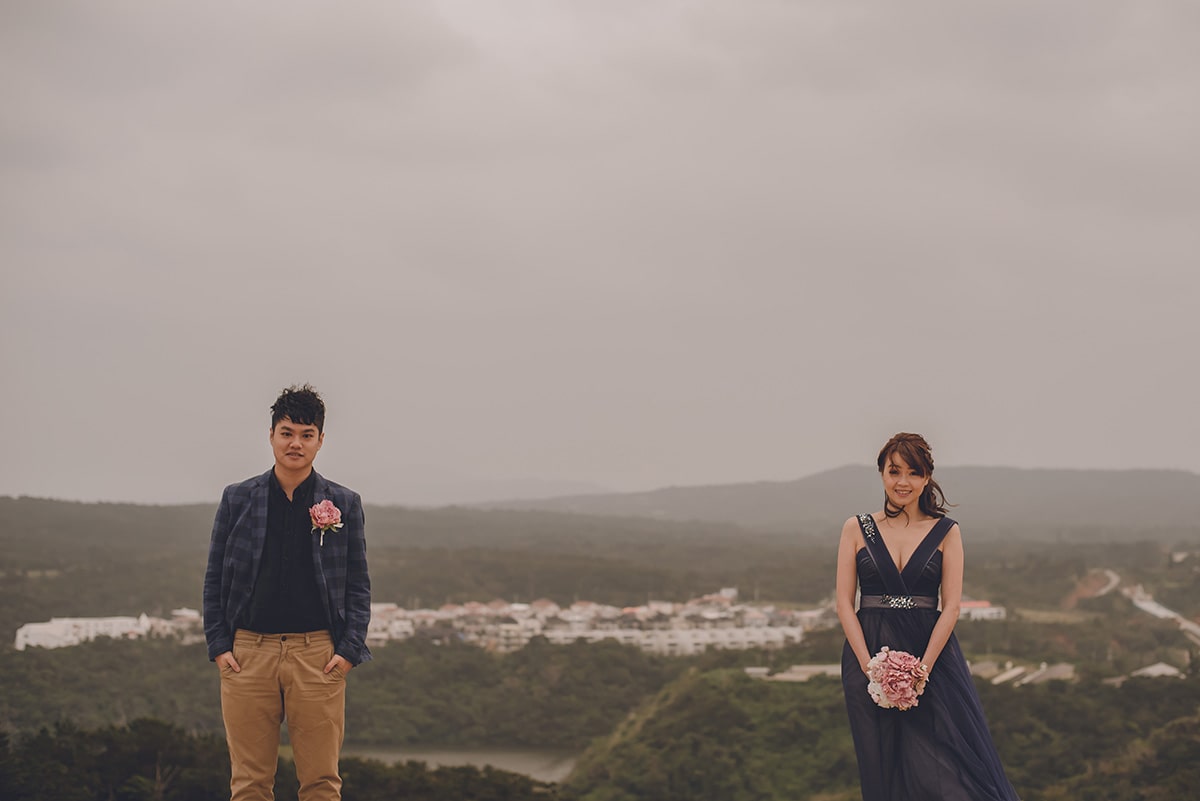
(1124, 580, 1200, 646)
(1094, 569, 1121, 597)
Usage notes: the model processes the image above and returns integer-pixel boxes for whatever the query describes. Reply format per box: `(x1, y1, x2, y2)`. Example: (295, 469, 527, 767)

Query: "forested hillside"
(4, 496, 1200, 800)
(5, 496, 1199, 641)
(567, 669, 1200, 801)
(0, 720, 556, 801)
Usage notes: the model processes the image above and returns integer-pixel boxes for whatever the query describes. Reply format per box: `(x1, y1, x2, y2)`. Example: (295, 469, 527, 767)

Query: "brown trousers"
(220, 629, 347, 801)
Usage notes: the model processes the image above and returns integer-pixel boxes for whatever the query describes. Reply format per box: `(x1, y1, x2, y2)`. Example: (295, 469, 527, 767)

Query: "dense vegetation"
(5, 615, 1193, 748)
(347, 637, 680, 747)
(0, 634, 846, 747)
(0, 719, 557, 801)
(566, 669, 1200, 801)
(4, 496, 1200, 799)
(954, 603, 1193, 677)
(9, 672, 1200, 801)
(569, 670, 859, 801)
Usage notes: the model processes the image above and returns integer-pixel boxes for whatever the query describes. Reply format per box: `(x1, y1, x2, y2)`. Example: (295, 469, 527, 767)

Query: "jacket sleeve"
(336, 492, 372, 665)
(202, 489, 234, 661)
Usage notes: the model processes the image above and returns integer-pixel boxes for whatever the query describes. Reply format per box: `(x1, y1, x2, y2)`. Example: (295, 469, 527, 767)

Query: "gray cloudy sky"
(3, 0, 1198, 505)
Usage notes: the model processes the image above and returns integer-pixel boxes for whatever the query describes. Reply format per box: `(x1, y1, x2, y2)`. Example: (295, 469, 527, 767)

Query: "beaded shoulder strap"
(856, 513, 880, 545)
(856, 513, 896, 591)
(857, 513, 915, 595)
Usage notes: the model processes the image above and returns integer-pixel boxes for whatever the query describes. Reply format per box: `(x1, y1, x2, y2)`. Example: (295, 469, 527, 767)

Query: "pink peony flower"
(309, 500, 344, 546)
(866, 647, 928, 711)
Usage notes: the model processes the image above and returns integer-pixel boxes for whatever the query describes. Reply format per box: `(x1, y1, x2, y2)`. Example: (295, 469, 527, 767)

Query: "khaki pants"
(220, 629, 346, 801)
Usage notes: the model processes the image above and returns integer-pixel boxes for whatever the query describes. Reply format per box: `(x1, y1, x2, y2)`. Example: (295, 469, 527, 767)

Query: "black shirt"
(244, 470, 329, 634)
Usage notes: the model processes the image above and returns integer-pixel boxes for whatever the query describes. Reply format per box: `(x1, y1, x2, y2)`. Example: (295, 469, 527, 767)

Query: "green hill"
(567, 669, 858, 801)
(0, 719, 556, 801)
(565, 667, 1200, 801)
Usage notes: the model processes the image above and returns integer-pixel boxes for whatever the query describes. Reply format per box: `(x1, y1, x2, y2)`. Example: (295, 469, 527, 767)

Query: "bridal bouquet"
(866, 647, 928, 710)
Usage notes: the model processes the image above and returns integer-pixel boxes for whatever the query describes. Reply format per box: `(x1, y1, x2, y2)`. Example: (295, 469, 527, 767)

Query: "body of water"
(339, 745, 579, 783)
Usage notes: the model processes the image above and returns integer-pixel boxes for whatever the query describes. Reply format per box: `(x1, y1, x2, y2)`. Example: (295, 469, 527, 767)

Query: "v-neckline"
(872, 515, 941, 578)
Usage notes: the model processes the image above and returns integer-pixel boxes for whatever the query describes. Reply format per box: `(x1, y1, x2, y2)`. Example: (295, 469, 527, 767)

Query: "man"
(203, 384, 371, 801)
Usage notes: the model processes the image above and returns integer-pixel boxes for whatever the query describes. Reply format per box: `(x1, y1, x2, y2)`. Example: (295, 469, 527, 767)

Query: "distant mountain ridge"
(482, 465, 1200, 535)
(5, 466, 1197, 547)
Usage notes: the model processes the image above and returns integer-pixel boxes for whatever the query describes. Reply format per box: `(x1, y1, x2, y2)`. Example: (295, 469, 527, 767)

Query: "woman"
(837, 433, 1019, 801)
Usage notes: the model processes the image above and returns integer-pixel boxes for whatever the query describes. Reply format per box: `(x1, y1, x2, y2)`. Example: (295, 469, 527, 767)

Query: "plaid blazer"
(202, 468, 372, 665)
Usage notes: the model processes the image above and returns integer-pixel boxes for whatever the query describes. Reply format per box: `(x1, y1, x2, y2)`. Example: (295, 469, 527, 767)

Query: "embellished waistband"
(859, 594, 938, 610)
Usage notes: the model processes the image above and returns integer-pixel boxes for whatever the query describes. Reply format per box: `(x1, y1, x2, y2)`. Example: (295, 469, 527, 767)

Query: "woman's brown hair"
(876, 432, 951, 519)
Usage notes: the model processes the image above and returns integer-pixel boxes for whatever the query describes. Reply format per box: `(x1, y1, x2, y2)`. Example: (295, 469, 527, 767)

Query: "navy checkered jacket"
(202, 469, 372, 665)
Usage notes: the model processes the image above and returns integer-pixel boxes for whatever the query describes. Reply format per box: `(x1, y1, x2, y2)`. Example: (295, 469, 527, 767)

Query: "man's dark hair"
(271, 384, 326, 433)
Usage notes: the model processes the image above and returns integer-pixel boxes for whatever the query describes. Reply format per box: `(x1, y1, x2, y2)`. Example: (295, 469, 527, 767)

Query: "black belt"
(859, 594, 938, 610)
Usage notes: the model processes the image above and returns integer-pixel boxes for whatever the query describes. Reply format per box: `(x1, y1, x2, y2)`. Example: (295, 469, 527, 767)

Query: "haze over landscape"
(6, 8, 1200, 799)
(3, 1, 1199, 508)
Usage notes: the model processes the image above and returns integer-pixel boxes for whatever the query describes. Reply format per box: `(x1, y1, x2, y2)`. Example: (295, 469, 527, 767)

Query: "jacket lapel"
(310, 471, 328, 576)
(248, 468, 271, 581)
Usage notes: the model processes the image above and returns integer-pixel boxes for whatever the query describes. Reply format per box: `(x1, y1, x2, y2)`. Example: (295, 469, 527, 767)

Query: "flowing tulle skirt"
(842, 608, 1020, 801)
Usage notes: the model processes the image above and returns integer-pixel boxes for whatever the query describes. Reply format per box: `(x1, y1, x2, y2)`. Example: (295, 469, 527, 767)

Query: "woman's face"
(881, 452, 930, 511)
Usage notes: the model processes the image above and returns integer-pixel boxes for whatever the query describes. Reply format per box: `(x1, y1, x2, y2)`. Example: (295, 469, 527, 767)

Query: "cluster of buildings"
(14, 581, 1191, 693)
(368, 588, 826, 655)
(12, 588, 1011, 656)
(366, 592, 1006, 655)
(10, 589, 822, 656)
(14, 608, 203, 651)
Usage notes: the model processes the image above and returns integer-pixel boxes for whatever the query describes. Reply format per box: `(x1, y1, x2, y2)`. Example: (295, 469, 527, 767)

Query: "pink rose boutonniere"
(309, 499, 344, 546)
(866, 646, 929, 711)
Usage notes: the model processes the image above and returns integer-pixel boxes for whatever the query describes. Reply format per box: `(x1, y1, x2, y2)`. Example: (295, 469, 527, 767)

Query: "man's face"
(270, 417, 324, 474)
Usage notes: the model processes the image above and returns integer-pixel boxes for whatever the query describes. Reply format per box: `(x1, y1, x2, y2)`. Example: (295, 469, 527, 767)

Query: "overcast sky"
(3, 1, 1198, 506)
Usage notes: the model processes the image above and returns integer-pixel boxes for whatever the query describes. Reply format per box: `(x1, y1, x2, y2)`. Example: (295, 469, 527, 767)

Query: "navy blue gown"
(841, 515, 1020, 801)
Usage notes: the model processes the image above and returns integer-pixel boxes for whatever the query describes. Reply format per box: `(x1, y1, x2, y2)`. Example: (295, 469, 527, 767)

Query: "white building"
(15, 614, 152, 651)
(1130, 662, 1184, 679)
(367, 603, 416, 646)
(542, 624, 803, 656)
(959, 601, 1007, 621)
(1014, 662, 1076, 686)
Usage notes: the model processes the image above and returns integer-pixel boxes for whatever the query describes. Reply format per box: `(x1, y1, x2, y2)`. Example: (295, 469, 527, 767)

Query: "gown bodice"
(856, 548, 943, 598)
(854, 514, 953, 602)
